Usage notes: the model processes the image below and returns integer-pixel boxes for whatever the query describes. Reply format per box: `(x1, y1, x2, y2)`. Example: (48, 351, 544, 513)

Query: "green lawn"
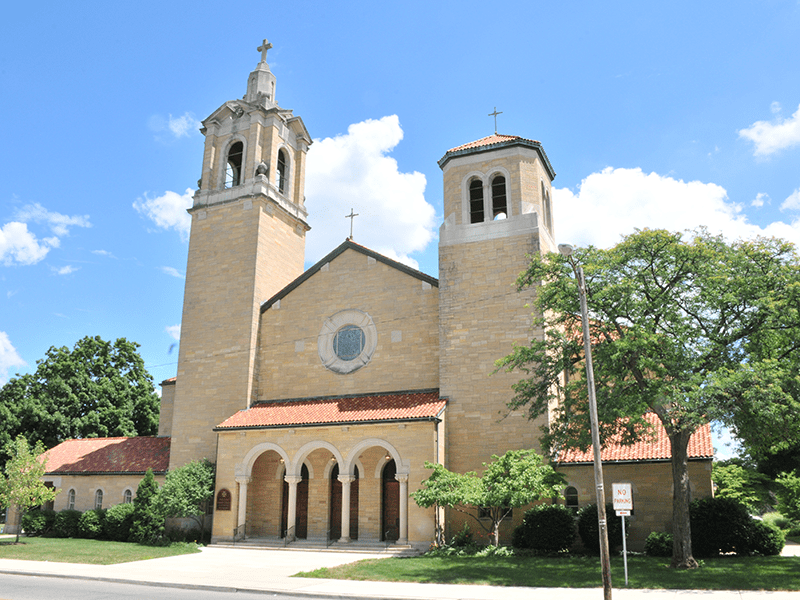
(0, 536, 201, 565)
(296, 554, 800, 591)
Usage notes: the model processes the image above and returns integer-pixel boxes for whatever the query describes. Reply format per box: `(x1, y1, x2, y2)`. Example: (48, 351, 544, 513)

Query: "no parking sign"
(613, 483, 633, 516)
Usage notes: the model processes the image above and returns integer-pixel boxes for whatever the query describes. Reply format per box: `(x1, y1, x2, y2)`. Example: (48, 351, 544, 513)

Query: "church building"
(30, 41, 712, 551)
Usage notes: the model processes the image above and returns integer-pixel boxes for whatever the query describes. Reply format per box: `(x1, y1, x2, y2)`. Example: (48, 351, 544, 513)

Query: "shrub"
(78, 509, 106, 539)
(165, 523, 202, 543)
(130, 469, 164, 545)
(762, 511, 792, 530)
(690, 496, 752, 557)
(577, 503, 624, 554)
(744, 520, 785, 556)
(644, 531, 673, 557)
(21, 508, 56, 536)
(512, 504, 576, 553)
(104, 502, 136, 542)
(54, 509, 82, 538)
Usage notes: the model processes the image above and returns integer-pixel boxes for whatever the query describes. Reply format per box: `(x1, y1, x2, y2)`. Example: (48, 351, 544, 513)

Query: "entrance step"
(212, 536, 419, 555)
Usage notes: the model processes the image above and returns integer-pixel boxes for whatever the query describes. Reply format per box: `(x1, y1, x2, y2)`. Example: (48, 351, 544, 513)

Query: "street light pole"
(558, 244, 612, 600)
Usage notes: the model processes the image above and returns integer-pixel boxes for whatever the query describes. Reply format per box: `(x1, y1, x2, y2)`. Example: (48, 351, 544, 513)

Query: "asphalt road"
(0, 573, 340, 600)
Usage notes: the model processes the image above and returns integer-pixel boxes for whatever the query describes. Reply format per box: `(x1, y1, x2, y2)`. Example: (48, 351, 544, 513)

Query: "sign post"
(612, 483, 633, 586)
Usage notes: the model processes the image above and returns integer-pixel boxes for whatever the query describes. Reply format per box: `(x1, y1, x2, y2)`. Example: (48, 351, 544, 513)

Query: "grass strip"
(0, 537, 201, 565)
(296, 554, 800, 591)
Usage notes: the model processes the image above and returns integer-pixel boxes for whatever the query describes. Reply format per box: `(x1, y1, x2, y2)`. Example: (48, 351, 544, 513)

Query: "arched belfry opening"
(491, 175, 507, 220)
(329, 463, 359, 540)
(277, 148, 288, 194)
(225, 141, 244, 188)
(469, 178, 484, 223)
(381, 459, 399, 541)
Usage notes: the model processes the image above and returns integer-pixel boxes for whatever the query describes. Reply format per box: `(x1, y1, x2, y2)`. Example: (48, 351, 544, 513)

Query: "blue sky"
(2, 2, 800, 459)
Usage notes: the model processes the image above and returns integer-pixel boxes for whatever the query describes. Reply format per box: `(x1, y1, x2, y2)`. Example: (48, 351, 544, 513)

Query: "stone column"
(338, 474, 355, 543)
(284, 474, 302, 540)
(396, 473, 409, 544)
(235, 477, 251, 536)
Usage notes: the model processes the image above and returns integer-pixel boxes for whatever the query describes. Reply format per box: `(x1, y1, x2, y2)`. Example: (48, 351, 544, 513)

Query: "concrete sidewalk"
(1, 539, 798, 600)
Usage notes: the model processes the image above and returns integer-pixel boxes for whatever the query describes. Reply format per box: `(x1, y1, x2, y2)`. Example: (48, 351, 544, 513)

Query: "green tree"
(412, 449, 564, 546)
(155, 460, 215, 532)
(130, 469, 163, 544)
(775, 471, 800, 522)
(496, 229, 800, 568)
(0, 436, 59, 543)
(0, 336, 160, 466)
(712, 461, 773, 514)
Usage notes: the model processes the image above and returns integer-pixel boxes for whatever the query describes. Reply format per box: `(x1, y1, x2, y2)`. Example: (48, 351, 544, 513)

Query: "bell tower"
(437, 133, 556, 487)
(169, 40, 312, 469)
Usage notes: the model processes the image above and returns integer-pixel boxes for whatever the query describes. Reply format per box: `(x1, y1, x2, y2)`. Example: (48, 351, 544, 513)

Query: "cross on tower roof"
(345, 208, 359, 240)
(489, 107, 503, 135)
(257, 39, 273, 63)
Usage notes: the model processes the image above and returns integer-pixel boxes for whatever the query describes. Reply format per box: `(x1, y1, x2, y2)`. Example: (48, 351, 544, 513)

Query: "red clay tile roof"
(42, 437, 171, 474)
(438, 134, 556, 179)
(161, 376, 176, 385)
(216, 391, 446, 430)
(446, 134, 540, 153)
(557, 413, 713, 464)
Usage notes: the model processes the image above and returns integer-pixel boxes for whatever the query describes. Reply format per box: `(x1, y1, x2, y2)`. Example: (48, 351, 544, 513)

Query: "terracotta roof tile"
(42, 437, 171, 474)
(558, 413, 713, 463)
(216, 391, 445, 430)
(446, 134, 539, 153)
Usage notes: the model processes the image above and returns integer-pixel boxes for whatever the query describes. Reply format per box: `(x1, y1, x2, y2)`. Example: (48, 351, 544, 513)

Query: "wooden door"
(382, 459, 399, 541)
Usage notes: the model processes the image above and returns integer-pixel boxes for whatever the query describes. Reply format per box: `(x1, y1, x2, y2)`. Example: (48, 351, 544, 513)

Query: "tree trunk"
(669, 430, 698, 569)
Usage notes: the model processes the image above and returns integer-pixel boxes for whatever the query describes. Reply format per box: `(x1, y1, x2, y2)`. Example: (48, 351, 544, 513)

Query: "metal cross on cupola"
(489, 107, 503, 135)
(257, 39, 273, 63)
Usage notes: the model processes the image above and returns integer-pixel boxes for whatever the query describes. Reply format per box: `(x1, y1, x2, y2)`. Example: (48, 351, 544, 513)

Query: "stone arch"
(237, 441, 291, 479)
(345, 438, 405, 476)
(291, 440, 344, 477)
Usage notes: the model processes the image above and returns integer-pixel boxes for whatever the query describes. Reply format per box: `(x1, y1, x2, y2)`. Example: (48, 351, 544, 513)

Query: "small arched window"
(123, 489, 133, 504)
(277, 149, 288, 194)
(565, 486, 579, 513)
(225, 141, 244, 188)
(491, 175, 507, 220)
(469, 178, 484, 224)
(94, 489, 104, 510)
(67, 489, 76, 510)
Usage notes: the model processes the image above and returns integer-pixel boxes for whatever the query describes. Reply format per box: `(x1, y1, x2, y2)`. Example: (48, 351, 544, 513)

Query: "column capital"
(338, 474, 356, 484)
(395, 473, 409, 484)
(235, 476, 251, 485)
(284, 475, 303, 485)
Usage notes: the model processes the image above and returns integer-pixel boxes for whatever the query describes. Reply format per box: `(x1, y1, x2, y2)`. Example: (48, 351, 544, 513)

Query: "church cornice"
(260, 239, 438, 313)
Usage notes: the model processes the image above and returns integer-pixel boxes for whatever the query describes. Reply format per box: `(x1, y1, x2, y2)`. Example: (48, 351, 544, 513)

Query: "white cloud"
(0, 331, 26, 385)
(166, 324, 181, 341)
(738, 102, 800, 156)
(554, 167, 800, 249)
(92, 249, 116, 258)
(14, 203, 91, 237)
(160, 266, 184, 278)
(133, 188, 193, 242)
(1, 203, 90, 266)
(52, 265, 78, 275)
(751, 192, 769, 208)
(148, 112, 201, 141)
(1, 221, 57, 265)
(305, 115, 436, 269)
(780, 188, 800, 212)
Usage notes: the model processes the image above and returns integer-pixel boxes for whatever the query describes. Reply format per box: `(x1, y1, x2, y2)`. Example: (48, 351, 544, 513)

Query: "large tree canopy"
(497, 229, 800, 568)
(0, 336, 160, 465)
